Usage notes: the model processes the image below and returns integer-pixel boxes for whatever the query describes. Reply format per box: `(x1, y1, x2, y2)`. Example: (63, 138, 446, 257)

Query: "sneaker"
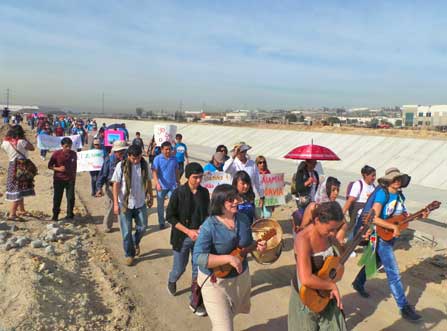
(401, 305, 422, 322)
(189, 304, 207, 317)
(159, 224, 166, 230)
(125, 257, 134, 266)
(135, 245, 140, 256)
(349, 252, 357, 258)
(352, 282, 370, 298)
(167, 282, 176, 296)
(378, 265, 385, 273)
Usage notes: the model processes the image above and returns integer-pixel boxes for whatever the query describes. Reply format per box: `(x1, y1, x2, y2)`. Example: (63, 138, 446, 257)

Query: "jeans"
(178, 162, 185, 178)
(156, 189, 173, 226)
(53, 180, 75, 220)
(40, 149, 48, 158)
(119, 205, 148, 257)
(168, 237, 198, 283)
(89, 171, 99, 196)
(353, 238, 408, 309)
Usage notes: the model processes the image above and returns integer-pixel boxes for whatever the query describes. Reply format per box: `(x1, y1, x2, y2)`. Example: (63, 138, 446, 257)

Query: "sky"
(1, 0, 447, 112)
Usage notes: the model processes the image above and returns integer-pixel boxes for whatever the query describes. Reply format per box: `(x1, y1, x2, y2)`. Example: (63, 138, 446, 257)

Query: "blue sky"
(1, 0, 447, 112)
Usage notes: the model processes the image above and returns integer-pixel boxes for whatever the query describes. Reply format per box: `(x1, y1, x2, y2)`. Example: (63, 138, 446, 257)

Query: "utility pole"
(102, 92, 105, 114)
(6, 88, 10, 108)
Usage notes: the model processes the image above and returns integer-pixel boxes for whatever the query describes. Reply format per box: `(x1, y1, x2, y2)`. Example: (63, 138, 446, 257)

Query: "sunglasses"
(257, 161, 266, 164)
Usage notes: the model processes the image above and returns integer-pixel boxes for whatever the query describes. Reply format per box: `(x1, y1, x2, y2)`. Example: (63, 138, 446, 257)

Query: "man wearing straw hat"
(223, 142, 265, 209)
(352, 167, 431, 323)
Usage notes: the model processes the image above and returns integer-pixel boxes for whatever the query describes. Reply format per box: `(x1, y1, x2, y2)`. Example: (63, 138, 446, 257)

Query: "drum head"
(251, 218, 283, 265)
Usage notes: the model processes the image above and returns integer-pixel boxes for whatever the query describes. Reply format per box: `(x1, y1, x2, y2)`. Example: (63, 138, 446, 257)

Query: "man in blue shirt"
(152, 141, 179, 229)
(174, 134, 189, 179)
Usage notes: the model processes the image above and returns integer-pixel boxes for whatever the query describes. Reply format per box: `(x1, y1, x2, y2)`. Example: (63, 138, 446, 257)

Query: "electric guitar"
(299, 210, 375, 313)
(213, 228, 276, 278)
(376, 201, 441, 241)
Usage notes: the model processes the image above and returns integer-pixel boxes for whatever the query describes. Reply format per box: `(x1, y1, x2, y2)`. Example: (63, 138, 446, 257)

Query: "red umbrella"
(284, 142, 340, 160)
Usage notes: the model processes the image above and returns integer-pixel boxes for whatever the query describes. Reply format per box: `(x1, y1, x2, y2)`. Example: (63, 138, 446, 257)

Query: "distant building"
(0, 104, 39, 112)
(402, 105, 447, 128)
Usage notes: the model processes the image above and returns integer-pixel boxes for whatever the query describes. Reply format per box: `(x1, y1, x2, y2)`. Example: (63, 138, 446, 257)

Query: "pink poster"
(104, 130, 125, 147)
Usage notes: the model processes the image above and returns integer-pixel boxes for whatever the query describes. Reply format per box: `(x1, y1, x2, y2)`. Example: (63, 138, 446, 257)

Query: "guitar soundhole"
(329, 269, 337, 279)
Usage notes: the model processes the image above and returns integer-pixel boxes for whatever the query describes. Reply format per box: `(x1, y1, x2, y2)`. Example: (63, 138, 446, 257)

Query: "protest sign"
(255, 173, 285, 207)
(37, 134, 82, 151)
(77, 149, 104, 172)
(201, 171, 232, 194)
(154, 125, 177, 146)
(104, 130, 125, 147)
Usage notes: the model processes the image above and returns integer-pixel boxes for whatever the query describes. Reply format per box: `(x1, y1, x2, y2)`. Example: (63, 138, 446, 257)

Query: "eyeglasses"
(257, 161, 266, 164)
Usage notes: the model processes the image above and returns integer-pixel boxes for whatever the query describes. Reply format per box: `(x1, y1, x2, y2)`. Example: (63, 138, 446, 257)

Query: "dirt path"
(1, 124, 446, 330)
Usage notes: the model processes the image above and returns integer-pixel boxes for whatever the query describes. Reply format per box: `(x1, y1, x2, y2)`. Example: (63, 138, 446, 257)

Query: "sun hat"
(111, 140, 128, 152)
(231, 141, 252, 153)
(378, 167, 411, 188)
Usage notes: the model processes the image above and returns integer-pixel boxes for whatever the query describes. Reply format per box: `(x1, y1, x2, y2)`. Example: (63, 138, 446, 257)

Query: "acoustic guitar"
(376, 200, 441, 241)
(299, 210, 375, 313)
(213, 228, 277, 278)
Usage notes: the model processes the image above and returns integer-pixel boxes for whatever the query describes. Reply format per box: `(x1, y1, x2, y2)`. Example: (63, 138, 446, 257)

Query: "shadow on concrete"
(243, 315, 287, 331)
(345, 254, 446, 330)
(381, 307, 447, 331)
(134, 248, 172, 265)
(250, 264, 295, 298)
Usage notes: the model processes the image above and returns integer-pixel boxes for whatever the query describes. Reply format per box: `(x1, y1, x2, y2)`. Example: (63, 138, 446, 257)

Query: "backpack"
(352, 185, 403, 237)
(346, 180, 363, 200)
(291, 173, 297, 195)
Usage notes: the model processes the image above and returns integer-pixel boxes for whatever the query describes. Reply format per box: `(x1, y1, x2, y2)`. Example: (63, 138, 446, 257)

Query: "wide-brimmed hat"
(378, 167, 411, 188)
(111, 140, 128, 152)
(231, 141, 252, 153)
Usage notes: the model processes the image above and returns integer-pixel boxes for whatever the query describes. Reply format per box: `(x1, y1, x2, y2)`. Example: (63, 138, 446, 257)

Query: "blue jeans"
(168, 237, 198, 283)
(353, 238, 408, 309)
(156, 189, 173, 226)
(118, 205, 148, 257)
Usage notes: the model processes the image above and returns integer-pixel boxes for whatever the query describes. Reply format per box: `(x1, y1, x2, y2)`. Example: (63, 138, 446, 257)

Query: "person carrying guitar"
(352, 168, 430, 322)
(289, 201, 347, 331)
(193, 184, 266, 331)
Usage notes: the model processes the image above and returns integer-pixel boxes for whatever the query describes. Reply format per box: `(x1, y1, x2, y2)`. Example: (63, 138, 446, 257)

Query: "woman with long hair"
(1, 125, 35, 220)
(288, 201, 347, 331)
(232, 171, 256, 224)
(193, 184, 266, 331)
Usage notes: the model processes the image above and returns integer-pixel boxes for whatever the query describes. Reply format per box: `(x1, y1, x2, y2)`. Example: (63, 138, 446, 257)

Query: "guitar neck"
(339, 222, 371, 265)
(398, 209, 425, 226)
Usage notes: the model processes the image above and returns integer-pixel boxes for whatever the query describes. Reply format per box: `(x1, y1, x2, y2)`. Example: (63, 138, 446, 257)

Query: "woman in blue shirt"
(193, 184, 266, 331)
(232, 170, 256, 224)
(352, 168, 430, 322)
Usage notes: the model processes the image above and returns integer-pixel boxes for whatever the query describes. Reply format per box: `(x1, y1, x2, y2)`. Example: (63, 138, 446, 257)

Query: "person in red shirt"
(48, 137, 77, 221)
(54, 124, 64, 137)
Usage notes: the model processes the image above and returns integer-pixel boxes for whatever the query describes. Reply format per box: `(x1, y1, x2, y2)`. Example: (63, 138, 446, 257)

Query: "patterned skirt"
(5, 160, 36, 201)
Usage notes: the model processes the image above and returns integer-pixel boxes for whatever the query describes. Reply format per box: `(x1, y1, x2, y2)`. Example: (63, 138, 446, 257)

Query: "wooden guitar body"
(212, 228, 277, 278)
(376, 214, 407, 241)
(213, 248, 243, 278)
(299, 255, 344, 313)
(376, 201, 441, 241)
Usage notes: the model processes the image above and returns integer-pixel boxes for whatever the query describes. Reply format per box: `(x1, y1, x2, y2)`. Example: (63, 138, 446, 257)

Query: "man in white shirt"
(223, 142, 264, 208)
(112, 144, 153, 266)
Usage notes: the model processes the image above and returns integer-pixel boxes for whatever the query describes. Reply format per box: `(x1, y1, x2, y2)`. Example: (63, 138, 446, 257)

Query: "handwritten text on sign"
(255, 173, 285, 207)
(77, 149, 104, 172)
(201, 171, 232, 194)
(154, 125, 177, 146)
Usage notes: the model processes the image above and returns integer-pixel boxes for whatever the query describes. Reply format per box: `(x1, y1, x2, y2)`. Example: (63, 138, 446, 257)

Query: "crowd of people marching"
(1, 113, 433, 331)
